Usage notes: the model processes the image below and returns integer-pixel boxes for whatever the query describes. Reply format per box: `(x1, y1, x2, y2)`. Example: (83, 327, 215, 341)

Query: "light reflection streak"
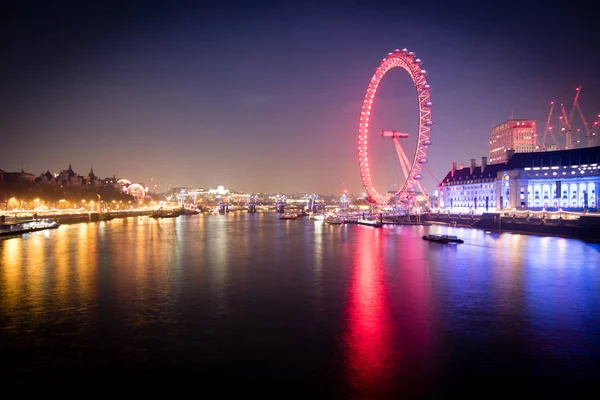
(54, 225, 70, 305)
(1, 238, 22, 311)
(343, 227, 395, 397)
(208, 217, 230, 314)
(313, 220, 324, 303)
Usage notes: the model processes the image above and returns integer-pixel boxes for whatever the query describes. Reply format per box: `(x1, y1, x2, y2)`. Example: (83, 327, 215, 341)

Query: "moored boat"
(280, 213, 298, 220)
(356, 219, 382, 227)
(324, 216, 343, 224)
(150, 208, 181, 219)
(422, 234, 463, 243)
(179, 208, 199, 215)
(0, 219, 60, 237)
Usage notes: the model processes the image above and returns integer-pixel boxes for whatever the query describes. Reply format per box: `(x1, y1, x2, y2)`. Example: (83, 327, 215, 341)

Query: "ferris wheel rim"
(357, 48, 432, 206)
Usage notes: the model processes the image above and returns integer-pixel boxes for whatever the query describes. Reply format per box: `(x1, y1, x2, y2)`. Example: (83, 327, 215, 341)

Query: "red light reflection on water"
(342, 228, 396, 397)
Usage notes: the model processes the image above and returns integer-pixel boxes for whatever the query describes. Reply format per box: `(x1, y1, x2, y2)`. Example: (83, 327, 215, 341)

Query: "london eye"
(357, 48, 432, 206)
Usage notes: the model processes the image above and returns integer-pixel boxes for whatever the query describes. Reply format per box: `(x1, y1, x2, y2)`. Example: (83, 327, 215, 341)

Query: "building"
(102, 175, 118, 188)
(437, 156, 504, 213)
(38, 169, 56, 185)
(84, 167, 101, 188)
(438, 147, 600, 213)
(489, 119, 537, 164)
(57, 164, 82, 187)
(3, 168, 36, 183)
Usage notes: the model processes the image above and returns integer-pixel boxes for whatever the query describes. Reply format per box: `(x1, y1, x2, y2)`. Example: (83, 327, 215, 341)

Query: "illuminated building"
(489, 119, 537, 164)
(437, 157, 502, 213)
(438, 146, 600, 213)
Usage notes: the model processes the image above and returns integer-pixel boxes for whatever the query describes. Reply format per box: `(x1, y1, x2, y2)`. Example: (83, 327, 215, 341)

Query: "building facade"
(438, 147, 600, 213)
(489, 119, 537, 164)
(437, 157, 504, 213)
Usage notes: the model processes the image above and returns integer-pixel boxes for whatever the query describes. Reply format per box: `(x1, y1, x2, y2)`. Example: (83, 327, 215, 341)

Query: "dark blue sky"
(1, 0, 598, 195)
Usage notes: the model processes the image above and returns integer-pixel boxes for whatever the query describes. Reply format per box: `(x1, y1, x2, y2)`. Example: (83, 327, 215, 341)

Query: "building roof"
(87, 167, 96, 180)
(440, 163, 506, 185)
(439, 146, 600, 186)
(505, 146, 600, 169)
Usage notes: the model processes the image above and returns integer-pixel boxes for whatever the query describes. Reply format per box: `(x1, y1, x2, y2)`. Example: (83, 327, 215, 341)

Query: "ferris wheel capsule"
(424, 84, 431, 90)
(414, 58, 422, 64)
(425, 101, 433, 108)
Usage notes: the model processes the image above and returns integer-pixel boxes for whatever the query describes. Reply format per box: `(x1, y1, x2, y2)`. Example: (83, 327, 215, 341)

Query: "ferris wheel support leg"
(393, 138, 410, 180)
(393, 138, 420, 208)
(395, 137, 429, 202)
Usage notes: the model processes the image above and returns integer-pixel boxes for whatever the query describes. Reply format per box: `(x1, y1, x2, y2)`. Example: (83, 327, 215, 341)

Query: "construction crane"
(590, 115, 600, 147)
(567, 86, 582, 144)
(543, 86, 598, 150)
(567, 86, 597, 148)
(540, 101, 558, 150)
(574, 94, 595, 148)
(559, 103, 572, 149)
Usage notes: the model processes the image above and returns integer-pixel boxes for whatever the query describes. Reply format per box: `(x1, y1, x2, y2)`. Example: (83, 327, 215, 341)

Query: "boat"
(422, 234, 464, 244)
(179, 208, 199, 215)
(99, 213, 114, 221)
(150, 208, 181, 219)
(310, 214, 325, 221)
(280, 213, 298, 220)
(356, 219, 383, 227)
(0, 219, 60, 237)
(324, 216, 343, 224)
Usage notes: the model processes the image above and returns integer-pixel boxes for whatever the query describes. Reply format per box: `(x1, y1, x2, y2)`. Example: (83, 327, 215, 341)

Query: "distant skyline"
(2, 0, 599, 196)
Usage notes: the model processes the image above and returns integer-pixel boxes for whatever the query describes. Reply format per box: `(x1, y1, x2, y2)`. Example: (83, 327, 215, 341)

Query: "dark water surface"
(1, 214, 599, 397)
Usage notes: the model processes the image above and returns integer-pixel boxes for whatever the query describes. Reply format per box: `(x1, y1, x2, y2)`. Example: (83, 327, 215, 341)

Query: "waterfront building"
(489, 119, 537, 164)
(84, 168, 101, 188)
(438, 146, 600, 213)
(102, 175, 118, 188)
(38, 170, 56, 185)
(57, 164, 82, 187)
(437, 157, 503, 213)
(3, 168, 36, 183)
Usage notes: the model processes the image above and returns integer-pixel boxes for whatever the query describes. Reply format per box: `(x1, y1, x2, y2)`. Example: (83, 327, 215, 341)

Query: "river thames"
(1, 213, 599, 397)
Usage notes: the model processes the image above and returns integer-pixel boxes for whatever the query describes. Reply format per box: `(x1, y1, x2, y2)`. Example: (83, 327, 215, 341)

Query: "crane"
(559, 103, 572, 149)
(590, 115, 600, 147)
(541, 101, 558, 150)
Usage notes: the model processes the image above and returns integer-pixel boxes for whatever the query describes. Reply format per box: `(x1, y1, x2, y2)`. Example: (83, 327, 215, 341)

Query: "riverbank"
(423, 212, 600, 242)
(1, 210, 155, 226)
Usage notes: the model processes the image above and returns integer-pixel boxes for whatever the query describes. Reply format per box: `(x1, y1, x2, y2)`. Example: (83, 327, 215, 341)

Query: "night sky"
(1, 0, 598, 196)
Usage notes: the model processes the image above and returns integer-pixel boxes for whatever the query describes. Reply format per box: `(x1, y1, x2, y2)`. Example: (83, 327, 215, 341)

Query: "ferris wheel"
(125, 183, 146, 202)
(357, 48, 432, 206)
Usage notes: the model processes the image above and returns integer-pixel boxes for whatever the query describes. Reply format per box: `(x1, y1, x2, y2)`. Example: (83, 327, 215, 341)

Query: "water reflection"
(1, 238, 22, 311)
(343, 227, 396, 398)
(0, 217, 599, 393)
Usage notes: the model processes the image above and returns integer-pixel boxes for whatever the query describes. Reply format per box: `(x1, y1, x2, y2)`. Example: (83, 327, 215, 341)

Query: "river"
(1, 213, 599, 397)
